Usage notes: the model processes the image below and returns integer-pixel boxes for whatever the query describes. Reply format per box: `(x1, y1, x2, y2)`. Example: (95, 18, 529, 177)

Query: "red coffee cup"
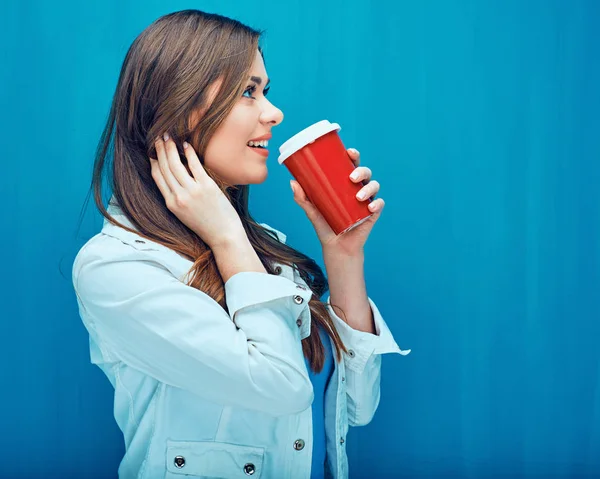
(278, 120, 372, 235)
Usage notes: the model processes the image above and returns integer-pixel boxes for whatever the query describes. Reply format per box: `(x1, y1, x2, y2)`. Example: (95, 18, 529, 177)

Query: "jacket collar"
(101, 195, 163, 252)
(105, 195, 133, 229)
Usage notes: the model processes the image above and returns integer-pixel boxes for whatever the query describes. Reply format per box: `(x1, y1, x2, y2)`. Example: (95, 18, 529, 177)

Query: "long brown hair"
(86, 9, 348, 372)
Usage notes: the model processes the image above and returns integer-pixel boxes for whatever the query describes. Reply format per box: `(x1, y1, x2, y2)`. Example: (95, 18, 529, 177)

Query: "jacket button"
(293, 295, 304, 305)
(244, 463, 256, 475)
(293, 439, 305, 450)
(174, 455, 186, 468)
(347, 349, 355, 358)
(296, 319, 302, 327)
(274, 266, 282, 275)
(341, 377, 345, 382)
(340, 437, 345, 444)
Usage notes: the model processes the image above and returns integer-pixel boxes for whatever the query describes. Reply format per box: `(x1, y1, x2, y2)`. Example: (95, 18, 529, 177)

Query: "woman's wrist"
(212, 237, 267, 283)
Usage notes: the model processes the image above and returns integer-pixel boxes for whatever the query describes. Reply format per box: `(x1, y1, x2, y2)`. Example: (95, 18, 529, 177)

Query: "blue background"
(2, 0, 599, 477)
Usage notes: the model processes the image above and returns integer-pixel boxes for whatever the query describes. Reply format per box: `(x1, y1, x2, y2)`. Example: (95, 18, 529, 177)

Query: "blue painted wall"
(2, 1, 599, 477)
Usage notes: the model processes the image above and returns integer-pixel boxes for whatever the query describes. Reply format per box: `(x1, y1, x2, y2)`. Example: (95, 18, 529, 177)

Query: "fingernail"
(183, 141, 189, 149)
(163, 132, 170, 141)
(350, 172, 359, 181)
(357, 191, 366, 200)
(350, 148, 359, 155)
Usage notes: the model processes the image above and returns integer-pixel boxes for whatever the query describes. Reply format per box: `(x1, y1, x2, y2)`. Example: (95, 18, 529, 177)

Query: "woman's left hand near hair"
(290, 148, 383, 257)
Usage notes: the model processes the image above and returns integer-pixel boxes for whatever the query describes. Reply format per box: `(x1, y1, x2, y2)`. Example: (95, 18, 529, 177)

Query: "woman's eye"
(243, 85, 256, 99)
(242, 84, 270, 99)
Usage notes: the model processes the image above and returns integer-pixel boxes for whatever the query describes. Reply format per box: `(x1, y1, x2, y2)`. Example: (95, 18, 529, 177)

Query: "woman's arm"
(323, 249, 410, 427)
(324, 251, 374, 334)
(72, 238, 314, 416)
(325, 295, 409, 426)
(212, 235, 267, 283)
(287, 143, 410, 426)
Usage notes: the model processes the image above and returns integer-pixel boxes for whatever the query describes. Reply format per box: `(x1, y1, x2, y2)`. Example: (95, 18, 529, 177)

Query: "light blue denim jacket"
(72, 199, 410, 479)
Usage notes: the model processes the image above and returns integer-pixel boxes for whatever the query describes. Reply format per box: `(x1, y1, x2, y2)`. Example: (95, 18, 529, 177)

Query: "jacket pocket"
(165, 440, 265, 478)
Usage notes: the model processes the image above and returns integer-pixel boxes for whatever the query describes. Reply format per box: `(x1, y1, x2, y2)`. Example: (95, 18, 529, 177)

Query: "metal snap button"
(296, 319, 302, 327)
(293, 439, 305, 450)
(244, 463, 256, 475)
(293, 295, 304, 305)
(341, 377, 345, 382)
(274, 266, 282, 275)
(174, 455, 186, 468)
(340, 437, 345, 444)
(347, 349, 355, 358)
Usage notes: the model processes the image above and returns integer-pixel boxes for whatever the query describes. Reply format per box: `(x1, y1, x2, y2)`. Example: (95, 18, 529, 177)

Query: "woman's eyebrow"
(250, 76, 270, 88)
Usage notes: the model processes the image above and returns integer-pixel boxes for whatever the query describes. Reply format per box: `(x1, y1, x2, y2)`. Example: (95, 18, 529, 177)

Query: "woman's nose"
(261, 101, 284, 126)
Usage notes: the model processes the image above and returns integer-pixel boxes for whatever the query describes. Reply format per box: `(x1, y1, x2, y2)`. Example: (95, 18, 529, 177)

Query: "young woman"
(72, 9, 410, 479)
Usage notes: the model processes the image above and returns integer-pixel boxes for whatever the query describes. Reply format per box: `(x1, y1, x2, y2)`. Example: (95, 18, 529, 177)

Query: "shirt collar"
(101, 195, 162, 252)
(105, 195, 135, 230)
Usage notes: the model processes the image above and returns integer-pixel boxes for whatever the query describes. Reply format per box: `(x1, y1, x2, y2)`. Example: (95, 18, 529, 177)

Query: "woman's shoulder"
(74, 224, 156, 265)
(72, 220, 171, 288)
(72, 219, 288, 289)
(71, 228, 195, 310)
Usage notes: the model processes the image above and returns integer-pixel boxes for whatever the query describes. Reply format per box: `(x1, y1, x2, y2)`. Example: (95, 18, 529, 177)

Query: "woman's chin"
(223, 166, 268, 186)
(246, 166, 269, 184)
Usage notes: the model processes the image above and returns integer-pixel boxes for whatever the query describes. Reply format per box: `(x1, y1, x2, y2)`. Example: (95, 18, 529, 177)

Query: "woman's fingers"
(347, 148, 360, 166)
(368, 197, 385, 213)
(349, 166, 372, 183)
(150, 158, 172, 200)
(182, 141, 208, 182)
(155, 137, 184, 194)
(356, 180, 380, 201)
(162, 134, 196, 188)
(153, 134, 209, 206)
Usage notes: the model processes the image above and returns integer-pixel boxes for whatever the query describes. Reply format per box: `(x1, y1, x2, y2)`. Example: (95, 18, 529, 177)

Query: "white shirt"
(71, 198, 410, 478)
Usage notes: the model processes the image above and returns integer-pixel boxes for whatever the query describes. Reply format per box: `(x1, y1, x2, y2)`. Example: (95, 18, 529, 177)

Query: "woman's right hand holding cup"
(151, 133, 246, 250)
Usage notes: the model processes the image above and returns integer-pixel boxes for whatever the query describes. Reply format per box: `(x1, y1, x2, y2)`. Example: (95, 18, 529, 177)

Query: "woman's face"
(202, 49, 284, 186)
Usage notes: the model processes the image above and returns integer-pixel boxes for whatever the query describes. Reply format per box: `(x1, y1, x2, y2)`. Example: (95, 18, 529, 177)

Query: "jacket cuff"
(326, 295, 411, 374)
(225, 272, 313, 321)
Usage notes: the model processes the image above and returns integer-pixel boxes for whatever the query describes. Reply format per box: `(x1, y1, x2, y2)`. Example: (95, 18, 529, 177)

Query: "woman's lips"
(247, 145, 269, 157)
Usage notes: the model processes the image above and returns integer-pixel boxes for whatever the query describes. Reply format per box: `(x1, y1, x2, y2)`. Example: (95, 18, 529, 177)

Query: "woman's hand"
(290, 148, 384, 257)
(151, 133, 246, 249)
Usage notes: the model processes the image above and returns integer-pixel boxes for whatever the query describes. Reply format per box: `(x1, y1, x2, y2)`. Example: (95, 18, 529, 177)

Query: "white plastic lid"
(278, 120, 341, 165)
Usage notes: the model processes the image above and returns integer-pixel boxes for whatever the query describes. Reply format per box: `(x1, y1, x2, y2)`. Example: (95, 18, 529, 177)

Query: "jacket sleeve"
(72, 241, 314, 417)
(326, 295, 411, 427)
(259, 222, 411, 426)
